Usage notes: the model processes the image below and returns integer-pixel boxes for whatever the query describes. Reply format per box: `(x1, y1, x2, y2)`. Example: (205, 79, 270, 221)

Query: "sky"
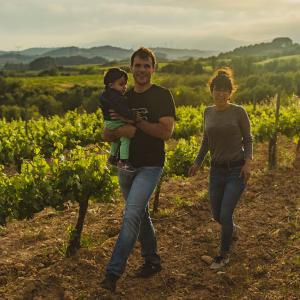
(0, 0, 300, 51)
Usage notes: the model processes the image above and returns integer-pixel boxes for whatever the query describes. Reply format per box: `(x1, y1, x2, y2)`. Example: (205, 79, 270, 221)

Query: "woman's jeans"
(209, 165, 245, 254)
(106, 166, 163, 277)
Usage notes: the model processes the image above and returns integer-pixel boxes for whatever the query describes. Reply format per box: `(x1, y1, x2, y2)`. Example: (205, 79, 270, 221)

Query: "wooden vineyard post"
(25, 106, 28, 136)
(253, 96, 257, 112)
(268, 93, 281, 169)
(23, 90, 33, 138)
(24, 94, 29, 137)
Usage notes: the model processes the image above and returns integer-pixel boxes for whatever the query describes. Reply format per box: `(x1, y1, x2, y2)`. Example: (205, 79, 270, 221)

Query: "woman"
(189, 68, 253, 270)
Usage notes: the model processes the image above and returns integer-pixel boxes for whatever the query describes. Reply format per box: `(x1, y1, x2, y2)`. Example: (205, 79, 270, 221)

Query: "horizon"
(0, 36, 298, 54)
(0, 44, 219, 52)
(0, 0, 300, 52)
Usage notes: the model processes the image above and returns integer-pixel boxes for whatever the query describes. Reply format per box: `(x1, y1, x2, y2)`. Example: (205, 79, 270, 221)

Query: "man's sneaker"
(135, 262, 162, 278)
(100, 274, 119, 292)
(117, 160, 136, 172)
(107, 155, 118, 166)
(209, 255, 230, 270)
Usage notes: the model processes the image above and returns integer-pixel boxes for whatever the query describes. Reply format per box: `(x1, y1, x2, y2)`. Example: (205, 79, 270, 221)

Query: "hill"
(42, 46, 131, 60)
(1, 37, 300, 69)
(256, 54, 300, 65)
(219, 37, 300, 58)
(19, 48, 57, 57)
(0, 45, 217, 68)
(152, 47, 217, 59)
(0, 53, 32, 67)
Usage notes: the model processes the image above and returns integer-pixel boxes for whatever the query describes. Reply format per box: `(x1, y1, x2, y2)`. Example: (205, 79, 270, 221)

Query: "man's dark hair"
(130, 47, 156, 68)
(104, 68, 128, 86)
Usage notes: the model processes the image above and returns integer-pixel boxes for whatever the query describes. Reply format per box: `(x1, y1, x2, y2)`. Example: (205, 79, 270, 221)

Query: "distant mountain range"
(1, 37, 300, 69)
(0, 46, 218, 68)
(18, 48, 56, 57)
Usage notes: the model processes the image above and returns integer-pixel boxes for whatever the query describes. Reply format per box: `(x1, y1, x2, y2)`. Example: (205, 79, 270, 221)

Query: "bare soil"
(0, 137, 299, 300)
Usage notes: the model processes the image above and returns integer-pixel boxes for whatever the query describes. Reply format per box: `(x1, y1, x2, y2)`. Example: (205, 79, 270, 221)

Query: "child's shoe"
(107, 155, 118, 166)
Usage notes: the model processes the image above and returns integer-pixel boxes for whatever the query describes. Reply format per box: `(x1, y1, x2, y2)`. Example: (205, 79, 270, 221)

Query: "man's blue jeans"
(209, 165, 245, 254)
(106, 166, 163, 277)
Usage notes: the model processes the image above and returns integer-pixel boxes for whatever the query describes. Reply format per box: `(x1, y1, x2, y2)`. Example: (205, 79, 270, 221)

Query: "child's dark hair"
(104, 68, 128, 87)
(209, 67, 236, 94)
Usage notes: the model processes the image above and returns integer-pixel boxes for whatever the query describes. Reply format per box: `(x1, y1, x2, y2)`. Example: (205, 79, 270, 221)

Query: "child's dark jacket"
(99, 88, 137, 121)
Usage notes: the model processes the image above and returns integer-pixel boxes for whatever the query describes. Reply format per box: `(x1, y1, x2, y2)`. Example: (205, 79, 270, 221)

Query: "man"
(101, 47, 176, 292)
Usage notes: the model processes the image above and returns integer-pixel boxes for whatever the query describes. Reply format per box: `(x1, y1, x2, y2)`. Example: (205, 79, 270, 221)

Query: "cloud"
(0, 0, 299, 50)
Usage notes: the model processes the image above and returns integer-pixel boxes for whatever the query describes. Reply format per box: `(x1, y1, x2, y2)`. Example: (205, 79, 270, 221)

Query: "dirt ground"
(0, 137, 299, 300)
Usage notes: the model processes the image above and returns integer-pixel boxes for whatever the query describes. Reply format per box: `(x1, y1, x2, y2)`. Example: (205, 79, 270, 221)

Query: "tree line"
(1, 53, 300, 120)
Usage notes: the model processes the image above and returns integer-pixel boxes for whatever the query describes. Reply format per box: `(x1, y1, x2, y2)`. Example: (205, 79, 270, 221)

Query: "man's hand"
(102, 125, 137, 142)
(240, 159, 251, 184)
(109, 110, 135, 124)
(188, 164, 200, 177)
(135, 116, 174, 141)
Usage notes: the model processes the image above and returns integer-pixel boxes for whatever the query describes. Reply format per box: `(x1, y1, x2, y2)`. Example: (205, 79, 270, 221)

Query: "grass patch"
(156, 208, 174, 218)
(292, 256, 300, 267)
(196, 190, 208, 201)
(58, 224, 110, 256)
(171, 195, 193, 207)
(0, 225, 7, 236)
(19, 229, 47, 245)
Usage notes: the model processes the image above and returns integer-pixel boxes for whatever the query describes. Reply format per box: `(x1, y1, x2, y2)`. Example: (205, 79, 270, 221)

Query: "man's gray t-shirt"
(195, 104, 253, 165)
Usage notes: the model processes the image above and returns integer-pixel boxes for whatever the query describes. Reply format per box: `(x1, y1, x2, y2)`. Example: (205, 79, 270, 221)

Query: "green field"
(7, 74, 104, 90)
(257, 54, 300, 65)
(6, 72, 210, 90)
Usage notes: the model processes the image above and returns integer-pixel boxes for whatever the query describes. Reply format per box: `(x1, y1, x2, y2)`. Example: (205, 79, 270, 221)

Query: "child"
(99, 68, 138, 172)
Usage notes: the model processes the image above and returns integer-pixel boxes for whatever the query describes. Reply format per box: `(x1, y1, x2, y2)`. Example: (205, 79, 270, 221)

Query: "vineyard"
(0, 100, 299, 299)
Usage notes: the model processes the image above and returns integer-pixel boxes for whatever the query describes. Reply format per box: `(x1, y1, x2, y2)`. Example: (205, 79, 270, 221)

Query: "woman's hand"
(188, 164, 200, 177)
(109, 110, 135, 124)
(240, 160, 251, 184)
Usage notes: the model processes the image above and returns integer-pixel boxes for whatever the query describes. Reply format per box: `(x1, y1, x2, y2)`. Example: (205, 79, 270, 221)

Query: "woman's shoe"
(209, 255, 230, 270)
